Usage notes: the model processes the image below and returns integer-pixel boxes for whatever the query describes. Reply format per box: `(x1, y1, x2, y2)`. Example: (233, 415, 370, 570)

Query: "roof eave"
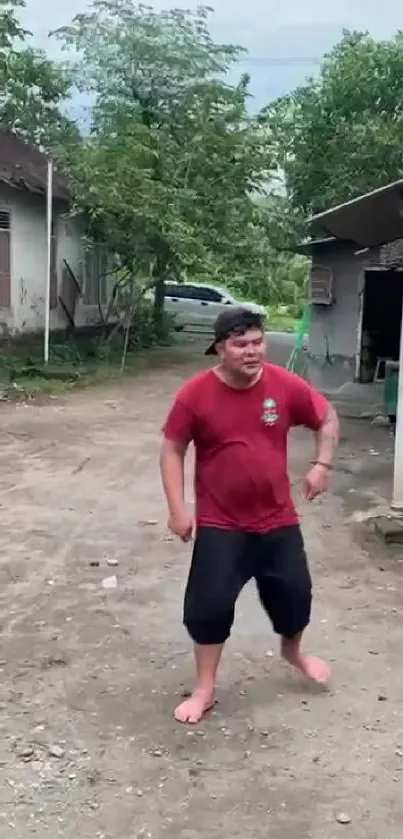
(0, 173, 71, 202)
(308, 179, 403, 248)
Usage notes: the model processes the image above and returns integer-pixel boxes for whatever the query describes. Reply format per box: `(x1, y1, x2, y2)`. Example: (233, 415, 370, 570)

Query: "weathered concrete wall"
(0, 184, 111, 335)
(307, 235, 403, 392)
(308, 241, 363, 390)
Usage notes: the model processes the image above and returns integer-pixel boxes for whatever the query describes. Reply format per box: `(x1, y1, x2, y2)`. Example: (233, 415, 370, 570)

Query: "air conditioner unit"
(309, 265, 333, 305)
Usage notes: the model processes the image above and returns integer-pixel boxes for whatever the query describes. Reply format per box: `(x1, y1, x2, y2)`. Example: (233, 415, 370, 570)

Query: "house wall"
(0, 184, 110, 335)
(308, 241, 365, 390)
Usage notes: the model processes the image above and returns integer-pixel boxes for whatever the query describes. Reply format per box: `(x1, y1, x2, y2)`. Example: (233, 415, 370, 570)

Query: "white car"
(160, 282, 266, 332)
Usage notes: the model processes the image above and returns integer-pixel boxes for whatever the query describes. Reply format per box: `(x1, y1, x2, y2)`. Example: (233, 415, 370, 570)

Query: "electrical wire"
(239, 56, 323, 64)
(27, 26, 326, 66)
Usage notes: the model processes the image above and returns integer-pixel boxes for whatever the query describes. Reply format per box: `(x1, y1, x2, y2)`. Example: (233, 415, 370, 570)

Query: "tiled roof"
(0, 130, 70, 201)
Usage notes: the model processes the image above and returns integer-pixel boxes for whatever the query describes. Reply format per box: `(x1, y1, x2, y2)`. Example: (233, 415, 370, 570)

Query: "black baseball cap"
(205, 307, 264, 355)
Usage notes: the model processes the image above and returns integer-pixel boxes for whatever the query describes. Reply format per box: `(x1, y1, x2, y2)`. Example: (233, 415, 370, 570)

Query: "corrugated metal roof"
(294, 235, 337, 255)
(0, 130, 70, 201)
(309, 180, 403, 248)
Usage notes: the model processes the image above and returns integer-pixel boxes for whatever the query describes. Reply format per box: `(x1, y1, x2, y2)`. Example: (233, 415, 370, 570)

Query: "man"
(160, 307, 339, 725)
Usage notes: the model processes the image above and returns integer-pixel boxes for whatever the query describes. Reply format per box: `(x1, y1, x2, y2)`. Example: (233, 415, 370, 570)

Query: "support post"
(391, 292, 403, 510)
(44, 158, 53, 364)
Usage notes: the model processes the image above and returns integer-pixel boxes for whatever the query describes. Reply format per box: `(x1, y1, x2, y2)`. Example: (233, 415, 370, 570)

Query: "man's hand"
(168, 509, 194, 542)
(301, 463, 329, 502)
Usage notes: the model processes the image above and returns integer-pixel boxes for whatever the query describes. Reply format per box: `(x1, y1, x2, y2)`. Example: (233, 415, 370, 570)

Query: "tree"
(227, 193, 308, 311)
(1, 0, 75, 149)
(263, 31, 403, 214)
(55, 1, 277, 324)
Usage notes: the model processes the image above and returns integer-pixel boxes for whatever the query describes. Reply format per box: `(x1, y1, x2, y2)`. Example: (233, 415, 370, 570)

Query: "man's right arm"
(160, 395, 195, 541)
(160, 437, 188, 515)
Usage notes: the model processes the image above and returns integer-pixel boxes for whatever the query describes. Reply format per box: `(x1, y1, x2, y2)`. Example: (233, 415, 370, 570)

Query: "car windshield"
(216, 287, 236, 302)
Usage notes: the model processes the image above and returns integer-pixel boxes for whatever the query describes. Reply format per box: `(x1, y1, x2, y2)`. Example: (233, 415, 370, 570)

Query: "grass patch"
(0, 333, 171, 402)
(265, 305, 299, 333)
(0, 302, 302, 402)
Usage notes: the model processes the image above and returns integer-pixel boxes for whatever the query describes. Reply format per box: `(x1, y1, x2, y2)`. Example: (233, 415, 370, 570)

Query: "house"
(300, 181, 403, 392)
(304, 179, 403, 512)
(0, 130, 111, 336)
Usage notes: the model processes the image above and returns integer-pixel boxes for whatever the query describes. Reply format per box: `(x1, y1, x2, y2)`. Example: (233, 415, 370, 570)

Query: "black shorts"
(183, 525, 312, 645)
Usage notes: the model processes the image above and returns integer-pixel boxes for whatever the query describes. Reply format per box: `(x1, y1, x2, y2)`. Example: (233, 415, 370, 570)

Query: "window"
(165, 283, 194, 300)
(192, 286, 223, 303)
(0, 210, 11, 308)
(50, 221, 58, 310)
(83, 244, 108, 305)
(309, 265, 333, 305)
(165, 282, 181, 297)
(164, 283, 224, 301)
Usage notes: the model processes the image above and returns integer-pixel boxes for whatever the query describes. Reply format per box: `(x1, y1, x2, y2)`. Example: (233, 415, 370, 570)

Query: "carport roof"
(309, 179, 403, 249)
(294, 236, 337, 255)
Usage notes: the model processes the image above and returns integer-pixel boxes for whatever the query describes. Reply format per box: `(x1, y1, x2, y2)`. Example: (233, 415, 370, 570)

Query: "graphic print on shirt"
(261, 397, 278, 426)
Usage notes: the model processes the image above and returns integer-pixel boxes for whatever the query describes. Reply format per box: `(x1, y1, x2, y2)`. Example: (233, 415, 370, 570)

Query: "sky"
(22, 0, 403, 111)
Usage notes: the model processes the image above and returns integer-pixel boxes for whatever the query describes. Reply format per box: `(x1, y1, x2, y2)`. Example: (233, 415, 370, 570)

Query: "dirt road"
(0, 350, 402, 839)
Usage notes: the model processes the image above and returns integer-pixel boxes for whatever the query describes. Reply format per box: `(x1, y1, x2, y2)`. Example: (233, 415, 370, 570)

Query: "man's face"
(218, 328, 266, 378)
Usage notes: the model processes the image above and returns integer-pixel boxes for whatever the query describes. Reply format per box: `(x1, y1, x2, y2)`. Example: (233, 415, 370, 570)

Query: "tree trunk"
(153, 275, 165, 337)
(120, 298, 136, 372)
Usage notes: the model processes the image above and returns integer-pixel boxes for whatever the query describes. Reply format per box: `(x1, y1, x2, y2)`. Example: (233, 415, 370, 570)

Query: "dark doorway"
(360, 269, 403, 382)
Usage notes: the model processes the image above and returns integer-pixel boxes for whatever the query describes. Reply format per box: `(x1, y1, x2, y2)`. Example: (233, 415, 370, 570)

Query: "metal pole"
(44, 158, 53, 364)
(391, 292, 403, 510)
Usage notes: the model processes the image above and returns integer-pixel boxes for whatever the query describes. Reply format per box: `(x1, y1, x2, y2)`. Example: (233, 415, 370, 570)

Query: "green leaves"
(263, 30, 403, 214)
(0, 0, 75, 150)
(1, 0, 309, 316)
(56, 1, 278, 294)
(0, 0, 26, 50)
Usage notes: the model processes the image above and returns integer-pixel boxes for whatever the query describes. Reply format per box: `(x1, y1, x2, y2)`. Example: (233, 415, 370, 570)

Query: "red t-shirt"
(162, 363, 328, 533)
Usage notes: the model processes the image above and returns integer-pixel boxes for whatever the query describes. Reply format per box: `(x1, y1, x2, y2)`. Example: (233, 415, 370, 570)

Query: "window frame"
(0, 208, 11, 308)
(83, 243, 108, 306)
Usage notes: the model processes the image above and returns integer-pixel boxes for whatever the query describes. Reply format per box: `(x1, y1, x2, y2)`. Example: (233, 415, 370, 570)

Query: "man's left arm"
(288, 373, 339, 501)
(314, 402, 339, 468)
(302, 402, 339, 501)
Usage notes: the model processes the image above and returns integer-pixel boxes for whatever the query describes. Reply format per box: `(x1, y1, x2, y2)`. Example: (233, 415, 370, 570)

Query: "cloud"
(22, 0, 403, 106)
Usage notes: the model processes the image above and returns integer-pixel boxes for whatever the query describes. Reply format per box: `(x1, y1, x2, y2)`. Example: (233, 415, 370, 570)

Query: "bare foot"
(174, 688, 215, 724)
(283, 652, 331, 685)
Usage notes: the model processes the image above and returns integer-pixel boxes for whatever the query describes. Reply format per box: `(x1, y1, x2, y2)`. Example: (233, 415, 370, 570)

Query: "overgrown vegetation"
(0, 304, 174, 400)
(53, 1, 309, 326)
(263, 30, 403, 214)
(4, 1, 402, 392)
(1, 0, 308, 369)
(0, 0, 79, 147)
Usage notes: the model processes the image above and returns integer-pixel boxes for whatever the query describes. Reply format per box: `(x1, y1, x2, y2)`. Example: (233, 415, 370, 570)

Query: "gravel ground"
(0, 349, 402, 839)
